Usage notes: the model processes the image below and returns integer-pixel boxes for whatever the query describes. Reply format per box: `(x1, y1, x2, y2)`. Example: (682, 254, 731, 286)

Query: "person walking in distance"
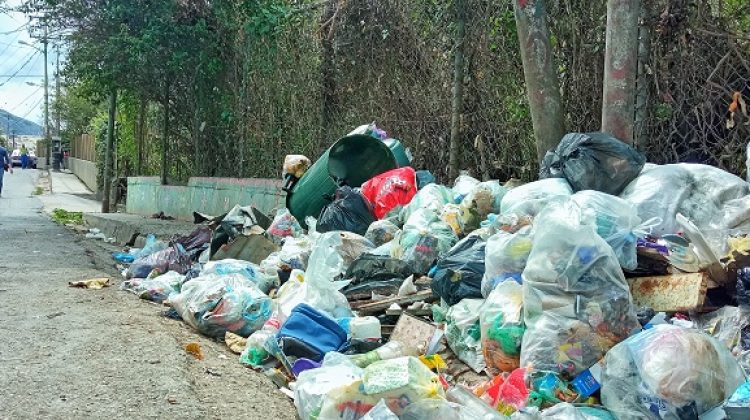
(0, 144, 13, 197)
(20, 145, 29, 169)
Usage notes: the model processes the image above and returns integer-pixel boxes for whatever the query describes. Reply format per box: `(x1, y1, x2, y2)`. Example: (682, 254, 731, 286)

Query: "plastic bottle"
(349, 340, 416, 368)
(446, 386, 507, 420)
(350, 316, 381, 341)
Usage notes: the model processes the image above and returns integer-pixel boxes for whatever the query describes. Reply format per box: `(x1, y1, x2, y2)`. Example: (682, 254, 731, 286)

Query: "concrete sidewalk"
(83, 212, 198, 246)
(38, 169, 102, 214)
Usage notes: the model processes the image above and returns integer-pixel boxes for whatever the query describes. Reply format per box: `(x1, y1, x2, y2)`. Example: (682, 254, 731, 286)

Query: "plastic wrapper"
(697, 306, 750, 355)
(446, 298, 486, 373)
(277, 232, 360, 320)
(482, 226, 533, 298)
(361, 400, 399, 420)
(169, 273, 273, 338)
(500, 179, 573, 219)
(267, 208, 303, 245)
(318, 186, 376, 236)
(201, 259, 277, 294)
(620, 163, 750, 239)
(568, 191, 642, 270)
(317, 356, 445, 418)
(278, 235, 313, 270)
(127, 244, 191, 279)
(540, 132, 646, 196)
(460, 181, 507, 232)
(431, 235, 486, 305)
(294, 352, 365, 420)
(131, 234, 168, 259)
(481, 281, 524, 373)
(601, 324, 746, 419)
(400, 184, 453, 223)
(521, 207, 640, 377)
(393, 209, 458, 274)
(120, 271, 185, 303)
(283, 154, 311, 179)
(361, 167, 418, 219)
(453, 172, 481, 203)
(347, 122, 388, 140)
(440, 204, 466, 237)
(365, 220, 401, 247)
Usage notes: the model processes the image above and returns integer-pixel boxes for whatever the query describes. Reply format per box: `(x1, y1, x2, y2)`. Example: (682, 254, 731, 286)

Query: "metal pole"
(513, 0, 566, 162)
(55, 45, 60, 137)
(43, 22, 50, 167)
(602, 0, 641, 144)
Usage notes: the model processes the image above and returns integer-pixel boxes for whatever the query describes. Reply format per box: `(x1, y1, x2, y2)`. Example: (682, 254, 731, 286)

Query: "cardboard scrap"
(628, 273, 708, 312)
(68, 277, 111, 290)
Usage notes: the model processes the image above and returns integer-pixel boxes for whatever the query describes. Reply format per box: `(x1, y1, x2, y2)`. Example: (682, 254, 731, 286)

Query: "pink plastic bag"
(361, 167, 417, 219)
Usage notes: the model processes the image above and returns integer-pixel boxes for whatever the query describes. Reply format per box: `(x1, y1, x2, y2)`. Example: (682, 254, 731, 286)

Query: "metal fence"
(141, 0, 750, 184)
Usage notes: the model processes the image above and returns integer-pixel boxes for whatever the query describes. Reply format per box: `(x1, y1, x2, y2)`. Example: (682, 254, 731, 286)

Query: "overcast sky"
(0, 0, 62, 128)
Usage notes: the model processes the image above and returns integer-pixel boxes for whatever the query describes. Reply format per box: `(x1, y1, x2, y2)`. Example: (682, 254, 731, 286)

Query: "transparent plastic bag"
(696, 306, 750, 355)
(127, 244, 190, 279)
(620, 163, 750, 237)
(441, 204, 466, 237)
(393, 218, 458, 274)
(569, 191, 641, 270)
(201, 259, 277, 294)
(481, 281, 524, 374)
(169, 273, 273, 338)
(500, 179, 573, 219)
(277, 233, 359, 320)
(446, 298, 486, 373)
(318, 356, 445, 418)
(453, 172, 481, 203)
(460, 180, 507, 232)
(601, 324, 746, 419)
(283, 154, 311, 179)
(481, 226, 533, 298)
(365, 220, 401, 247)
(120, 271, 185, 303)
(132, 234, 167, 259)
(361, 399, 399, 420)
(268, 208, 303, 245)
(400, 184, 453, 223)
(521, 208, 640, 377)
(279, 235, 313, 270)
(294, 352, 365, 420)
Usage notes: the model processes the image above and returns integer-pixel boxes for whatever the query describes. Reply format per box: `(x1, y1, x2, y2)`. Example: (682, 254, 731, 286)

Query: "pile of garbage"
(112, 125, 750, 419)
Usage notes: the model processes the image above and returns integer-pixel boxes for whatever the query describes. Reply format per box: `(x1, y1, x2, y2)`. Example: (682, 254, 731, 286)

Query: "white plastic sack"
(446, 298, 486, 373)
(500, 178, 573, 218)
(481, 281, 524, 374)
(601, 325, 746, 419)
(120, 271, 185, 302)
(201, 259, 277, 294)
(294, 352, 364, 420)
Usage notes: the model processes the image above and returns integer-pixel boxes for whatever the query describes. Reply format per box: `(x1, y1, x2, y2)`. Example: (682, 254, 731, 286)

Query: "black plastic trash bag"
(431, 234, 486, 306)
(317, 186, 376, 236)
(540, 132, 646, 196)
(342, 253, 414, 297)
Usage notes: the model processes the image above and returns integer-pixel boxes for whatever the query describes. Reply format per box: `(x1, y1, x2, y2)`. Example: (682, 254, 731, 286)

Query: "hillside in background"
(0, 109, 43, 137)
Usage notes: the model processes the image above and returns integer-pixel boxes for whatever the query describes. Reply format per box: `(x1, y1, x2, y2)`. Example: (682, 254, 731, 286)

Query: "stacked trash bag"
(112, 127, 750, 420)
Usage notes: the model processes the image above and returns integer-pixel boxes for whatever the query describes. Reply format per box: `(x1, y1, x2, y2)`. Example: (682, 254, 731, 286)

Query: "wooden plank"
(628, 273, 708, 312)
(350, 290, 436, 315)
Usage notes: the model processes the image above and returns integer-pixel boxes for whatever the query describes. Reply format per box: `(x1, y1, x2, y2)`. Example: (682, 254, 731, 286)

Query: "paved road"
(0, 170, 296, 419)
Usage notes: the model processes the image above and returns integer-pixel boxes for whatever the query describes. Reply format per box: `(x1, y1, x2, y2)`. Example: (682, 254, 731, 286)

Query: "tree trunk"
(161, 83, 169, 186)
(137, 97, 146, 174)
(320, 0, 338, 150)
(602, 0, 641, 144)
(448, 0, 467, 180)
(513, 0, 566, 162)
(102, 88, 117, 213)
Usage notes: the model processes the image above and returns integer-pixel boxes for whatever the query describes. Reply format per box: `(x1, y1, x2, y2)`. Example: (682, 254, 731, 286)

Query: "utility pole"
(55, 45, 60, 137)
(102, 89, 117, 213)
(43, 20, 50, 167)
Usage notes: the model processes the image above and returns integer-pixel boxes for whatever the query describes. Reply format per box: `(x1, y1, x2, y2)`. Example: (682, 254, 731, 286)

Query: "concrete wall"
(126, 176, 285, 220)
(69, 158, 98, 193)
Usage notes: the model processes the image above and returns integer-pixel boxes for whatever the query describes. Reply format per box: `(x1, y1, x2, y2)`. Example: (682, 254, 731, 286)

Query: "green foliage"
(51, 208, 83, 225)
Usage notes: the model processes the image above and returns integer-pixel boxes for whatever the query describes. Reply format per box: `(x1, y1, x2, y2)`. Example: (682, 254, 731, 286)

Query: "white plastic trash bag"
(446, 298, 486, 373)
(500, 178, 573, 219)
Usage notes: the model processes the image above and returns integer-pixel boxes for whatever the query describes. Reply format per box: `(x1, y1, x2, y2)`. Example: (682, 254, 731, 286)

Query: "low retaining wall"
(69, 158, 98, 193)
(126, 177, 286, 220)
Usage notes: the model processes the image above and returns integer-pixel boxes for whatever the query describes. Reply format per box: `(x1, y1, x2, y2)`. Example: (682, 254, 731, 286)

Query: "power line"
(0, 51, 40, 87)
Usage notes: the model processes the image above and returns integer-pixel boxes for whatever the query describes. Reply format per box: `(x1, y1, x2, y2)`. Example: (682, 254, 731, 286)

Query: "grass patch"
(33, 186, 44, 195)
(51, 208, 84, 225)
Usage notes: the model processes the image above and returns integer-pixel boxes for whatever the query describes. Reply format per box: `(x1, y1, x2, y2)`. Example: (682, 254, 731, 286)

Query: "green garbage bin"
(384, 138, 411, 167)
(286, 134, 397, 227)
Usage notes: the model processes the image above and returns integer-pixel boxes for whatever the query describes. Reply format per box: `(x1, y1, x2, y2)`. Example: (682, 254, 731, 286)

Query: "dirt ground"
(0, 170, 297, 419)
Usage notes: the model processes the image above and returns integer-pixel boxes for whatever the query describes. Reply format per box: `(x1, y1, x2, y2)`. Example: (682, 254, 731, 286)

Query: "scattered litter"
(68, 277, 110, 289)
(185, 342, 204, 360)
